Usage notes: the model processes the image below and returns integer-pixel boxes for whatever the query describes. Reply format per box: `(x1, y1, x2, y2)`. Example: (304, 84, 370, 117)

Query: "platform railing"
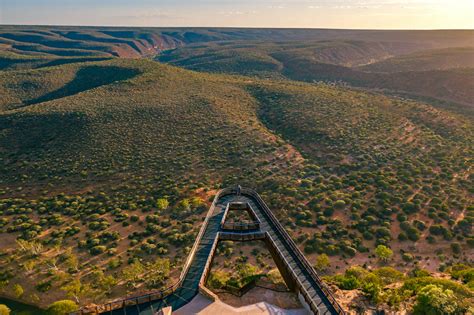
(242, 188, 345, 315)
(221, 221, 260, 231)
(219, 231, 266, 241)
(220, 202, 261, 231)
(198, 232, 220, 287)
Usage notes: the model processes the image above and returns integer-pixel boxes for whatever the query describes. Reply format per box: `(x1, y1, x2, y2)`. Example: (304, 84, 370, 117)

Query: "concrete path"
(174, 293, 309, 315)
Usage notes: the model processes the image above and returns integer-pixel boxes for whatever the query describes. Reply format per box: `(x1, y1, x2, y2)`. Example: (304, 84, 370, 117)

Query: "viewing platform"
(75, 187, 344, 315)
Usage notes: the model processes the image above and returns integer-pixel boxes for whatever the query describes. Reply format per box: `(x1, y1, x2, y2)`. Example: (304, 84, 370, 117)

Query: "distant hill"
(0, 50, 112, 71)
(359, 47, 474, 72)
(280, 57, 474, 108)
(1, 26, 473, 60)
(159, 40, 474, 108)
(158, 40, 426, 75)
(0, 59, 283, 186)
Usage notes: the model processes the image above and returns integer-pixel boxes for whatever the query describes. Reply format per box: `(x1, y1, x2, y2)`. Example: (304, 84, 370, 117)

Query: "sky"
(1, 0, 473, 29)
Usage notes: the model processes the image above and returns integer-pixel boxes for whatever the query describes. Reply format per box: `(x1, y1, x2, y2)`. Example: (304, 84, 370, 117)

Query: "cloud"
(114, 13, 181, 20)
(267, 5, 285, 9)
(218, 10, 258, 16)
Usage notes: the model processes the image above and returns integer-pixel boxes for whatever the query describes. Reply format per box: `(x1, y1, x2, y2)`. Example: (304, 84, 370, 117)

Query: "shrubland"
(326, 264, 473, 313)
(0, 58, 300, 307)
(0, 29, 472, 312)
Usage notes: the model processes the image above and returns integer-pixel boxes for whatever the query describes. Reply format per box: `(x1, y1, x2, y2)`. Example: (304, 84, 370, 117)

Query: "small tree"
(145, 258, 170, 288)
(0, 304, 10, 315)
(315, 254, 330, 272)
(91, 270, 117, 295)
(178, 199, 190, 211)
(122, 261, 144, 288)
(207, 270, 230, 289)
(13, 284, 24, 298)
(362, 281, 381, 304)
(47, 300, 78, 315)
(101, 274, 117, 295)
(334, 200, 346, 209)
(156, 198, 169, 211)
(61, 279, 92, 304)
(402, 252, 414, 262)
(190, 197, 204, 208)
(451, 243, 461, 255)
(375, 245, 393, 262)
(16, 239, 43, 256)
(45, 257, 59, 272)
(236, 263, 259, 281)
(63, 248, 79, 271)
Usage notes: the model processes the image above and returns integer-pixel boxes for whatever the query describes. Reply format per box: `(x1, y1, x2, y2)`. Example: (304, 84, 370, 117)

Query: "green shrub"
(413, 285, 463, 315)
(372, 267, 404, 285)
(89, 245, 107, 255)
(0, 304, 10, 315)
(402, 253, 414, 262)
(331, 274, 361, 290)
(13, 283, 24, 298)
(362, 281, 381, 304)
(207, 270, 230, 289)
(47, 300, 78, 315)
(36, 280, 52, 292)
(449, 264, 474, 285)
(402, 277, 472, 298)
(314, 254, 330, 271)
(375, 245, 393, 262)
(334, 200, 346, 209)
(450, 242, 461, 254)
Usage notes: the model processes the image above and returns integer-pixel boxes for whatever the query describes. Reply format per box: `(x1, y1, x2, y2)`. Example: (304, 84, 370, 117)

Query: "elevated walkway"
(76, 187, 344, 315)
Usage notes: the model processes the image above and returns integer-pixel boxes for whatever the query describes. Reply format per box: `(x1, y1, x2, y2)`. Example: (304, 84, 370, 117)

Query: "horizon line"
(1, 23, 473, 32)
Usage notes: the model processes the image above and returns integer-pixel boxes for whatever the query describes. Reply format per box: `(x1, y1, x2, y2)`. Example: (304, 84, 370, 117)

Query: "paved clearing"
(174, 293, 308, 315)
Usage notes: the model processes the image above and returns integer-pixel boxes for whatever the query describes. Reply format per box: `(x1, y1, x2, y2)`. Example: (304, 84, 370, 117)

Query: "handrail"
(222, 221, 260, 231)
(220, 202, 261, 232)
(179, 188, 229, 280)
(251, 189, 343, 313)
(265, 232, 322, 314)
(219, 231, 266, 242)
(242, 188, 345, 315)
(219, 203, 231, 229)
(198, 232, 220, 287)
(75, 188, 232, 314)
